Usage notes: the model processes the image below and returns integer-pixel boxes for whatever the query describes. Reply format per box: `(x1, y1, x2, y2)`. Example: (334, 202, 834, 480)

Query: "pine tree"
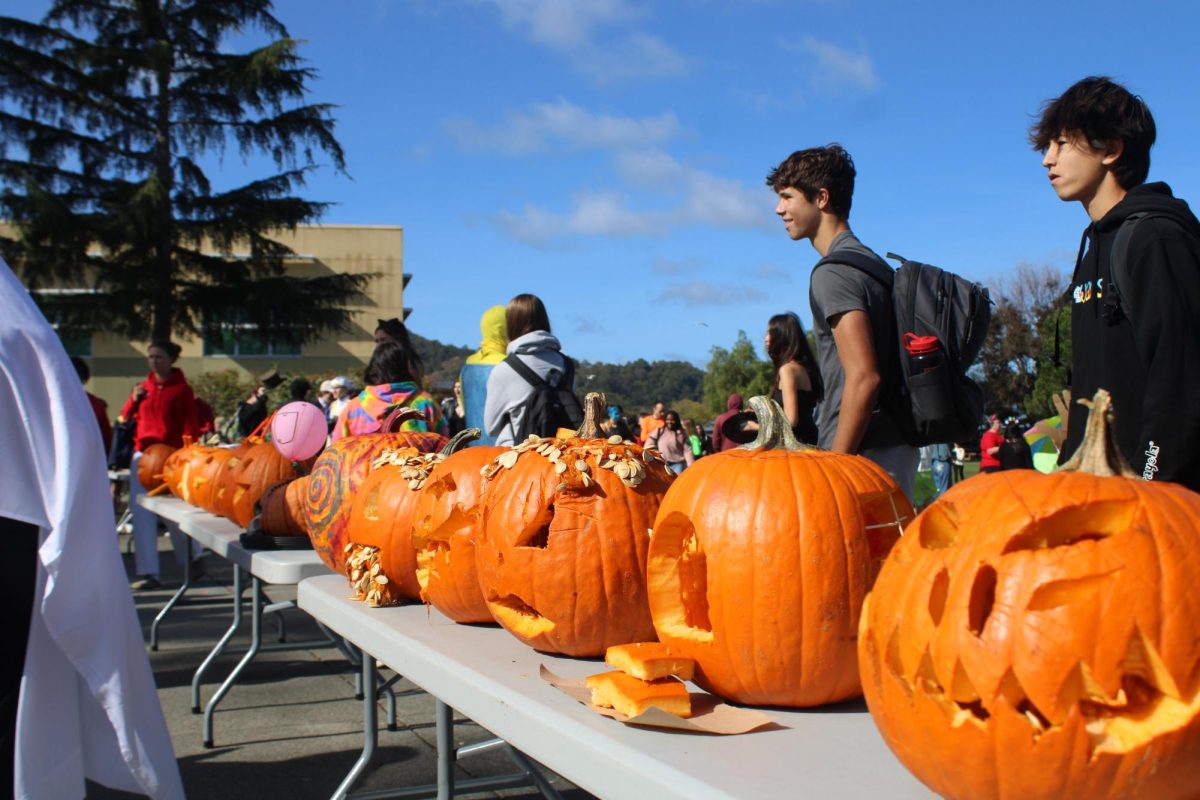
(0, 0, 368, 346)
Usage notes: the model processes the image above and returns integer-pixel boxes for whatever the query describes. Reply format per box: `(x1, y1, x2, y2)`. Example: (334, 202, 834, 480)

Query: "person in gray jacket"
(484, 294, 573, 446)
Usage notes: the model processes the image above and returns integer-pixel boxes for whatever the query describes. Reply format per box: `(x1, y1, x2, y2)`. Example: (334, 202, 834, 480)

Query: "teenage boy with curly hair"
(767, 144, 918, 500)
(1032, 76, 1200, 490)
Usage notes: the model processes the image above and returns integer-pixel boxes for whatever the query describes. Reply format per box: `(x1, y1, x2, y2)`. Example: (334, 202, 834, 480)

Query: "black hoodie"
(1059, 182, 1200, 491)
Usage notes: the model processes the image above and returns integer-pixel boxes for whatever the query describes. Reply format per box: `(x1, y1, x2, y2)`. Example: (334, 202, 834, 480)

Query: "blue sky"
(13, 0, 1200, 366)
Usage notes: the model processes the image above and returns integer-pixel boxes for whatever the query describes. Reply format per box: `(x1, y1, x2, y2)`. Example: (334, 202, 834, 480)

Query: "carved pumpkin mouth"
(869, 607, 1198, 759)
(647, 511, 714, 644)
(486, 593, 555, 637)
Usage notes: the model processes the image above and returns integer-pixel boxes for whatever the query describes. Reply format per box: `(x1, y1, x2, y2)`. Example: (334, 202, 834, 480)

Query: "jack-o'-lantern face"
(859, 392, 1200, 800)
(474, 394, 674, 657)
(411, 444, 504, 624)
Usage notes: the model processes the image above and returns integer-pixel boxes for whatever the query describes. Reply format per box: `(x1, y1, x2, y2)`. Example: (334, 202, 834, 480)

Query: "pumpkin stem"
(1059, 389, 1137, 478)
(738, 395, 813, 452)
(442, 428, 481, 455)
(574, 392, 607, 438)
(380, 406, 424, 432)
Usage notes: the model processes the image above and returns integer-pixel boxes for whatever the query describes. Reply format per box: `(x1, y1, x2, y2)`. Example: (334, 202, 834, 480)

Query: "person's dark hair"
(767, 312, 823, 398)
(766, 144, 856, 219)
(1004, 423, 1025, 443)
(364, 340, 423, 386)
(665, 410, 681, 428)
(148, 339, 182, 362)
(70, 355, 89, 383)
(375, 317, 407, 343)
(1029, 76, 1156, 189)
(289, 377, 311, 400)
(505, 293, 551, 340)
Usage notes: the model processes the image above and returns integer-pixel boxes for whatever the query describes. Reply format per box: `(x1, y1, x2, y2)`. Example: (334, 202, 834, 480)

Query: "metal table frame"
(137, 494, 397, 748)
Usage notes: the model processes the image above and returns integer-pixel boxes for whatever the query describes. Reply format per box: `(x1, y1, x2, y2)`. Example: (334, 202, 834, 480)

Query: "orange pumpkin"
(226, 441, 302, 527)
(256, 477, 309, 536)
(858, 390, 1200, 800)
(411, 436, 504, 623)
(304, 408, 448, 574)
(191, 448, 239, 512)
(163, 442, 206, 500)
(210, 439, 253, 519)
(474, 393, 673, 656)
(137, 443, 177, 491)
(647, 395, 913, 707)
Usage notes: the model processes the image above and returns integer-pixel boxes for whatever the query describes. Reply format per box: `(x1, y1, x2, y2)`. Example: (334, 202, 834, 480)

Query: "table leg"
(149, 548, 193, 651)
(332, 653, 379, 800)
(191, 564, 245, 713)
(202, 571, 262, 748)
(436, 701, 453, 800)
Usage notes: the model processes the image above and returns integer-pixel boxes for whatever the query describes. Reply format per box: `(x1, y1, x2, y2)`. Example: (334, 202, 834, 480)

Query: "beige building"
(3, 223, 408, 414)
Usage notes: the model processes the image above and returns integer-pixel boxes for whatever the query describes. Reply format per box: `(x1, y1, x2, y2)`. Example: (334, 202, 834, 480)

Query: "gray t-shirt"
(808, 231, 905, 451)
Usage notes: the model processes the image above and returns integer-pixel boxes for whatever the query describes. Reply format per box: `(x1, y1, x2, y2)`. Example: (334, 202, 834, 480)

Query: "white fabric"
(0, 260, 183, 800)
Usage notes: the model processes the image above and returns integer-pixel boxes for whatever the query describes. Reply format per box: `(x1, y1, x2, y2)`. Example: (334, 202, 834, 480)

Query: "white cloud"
(489, 0, 638, 48)
(495, 192, 667, 244)
(798, 35, 878, 92)
(616, 149, 771, 230)
(448, 99, 681, 155)
(484, 0, 688, 81)
(572, 314, 607, 334)
(655, 281, 769, 308)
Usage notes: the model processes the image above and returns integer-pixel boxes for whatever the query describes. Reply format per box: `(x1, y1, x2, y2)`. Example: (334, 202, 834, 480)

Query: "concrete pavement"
(89, 533, 593, 800)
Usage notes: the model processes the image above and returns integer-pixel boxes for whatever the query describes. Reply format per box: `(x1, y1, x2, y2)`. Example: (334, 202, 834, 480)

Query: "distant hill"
(409, 332, 704, 411)
(411, 331, 471, 390)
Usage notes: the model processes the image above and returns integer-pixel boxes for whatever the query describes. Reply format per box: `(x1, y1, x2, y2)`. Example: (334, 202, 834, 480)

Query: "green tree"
(977, 264, 1068, 415)
(0, 0, 367, 345)
(1026, 304, 1071, 418)
(702, 330, 772, 414)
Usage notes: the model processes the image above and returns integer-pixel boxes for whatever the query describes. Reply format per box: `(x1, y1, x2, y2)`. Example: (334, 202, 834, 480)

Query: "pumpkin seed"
(555, 461, 567, 474)
(574, 459, 589, 472)
(498, 451, 519, 469)
(607, 434, 623, 444)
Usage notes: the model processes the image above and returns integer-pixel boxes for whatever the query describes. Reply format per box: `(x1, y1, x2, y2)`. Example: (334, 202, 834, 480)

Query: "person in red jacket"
(118, 340, 200, 590)
(979, 414, 1004, 474)
(70, 356, 112, 454)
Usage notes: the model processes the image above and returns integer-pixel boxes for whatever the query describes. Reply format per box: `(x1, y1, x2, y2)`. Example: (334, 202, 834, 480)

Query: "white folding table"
(299, 573, 934, 800)
(137, 494, 391, 748)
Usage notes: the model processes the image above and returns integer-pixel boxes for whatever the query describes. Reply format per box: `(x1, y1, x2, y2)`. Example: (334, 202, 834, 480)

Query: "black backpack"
(816, 250, 992, 447)
(503, 354, 584, 440)
(1102, 211, 1200, 323)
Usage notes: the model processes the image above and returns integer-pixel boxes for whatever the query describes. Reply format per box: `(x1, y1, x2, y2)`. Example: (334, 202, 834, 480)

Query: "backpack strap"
(815, 249, 894, 289)
(504, 353, 548, 388)
(1104, 212, 1154, 324)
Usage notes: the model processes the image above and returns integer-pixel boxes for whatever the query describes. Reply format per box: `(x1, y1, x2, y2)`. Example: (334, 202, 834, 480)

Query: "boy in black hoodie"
(1032, 77, 1200, 490)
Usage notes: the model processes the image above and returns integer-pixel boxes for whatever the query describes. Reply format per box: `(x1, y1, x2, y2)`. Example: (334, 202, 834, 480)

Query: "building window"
(203, 309, 303, 357)
(30, 289, 95, 356)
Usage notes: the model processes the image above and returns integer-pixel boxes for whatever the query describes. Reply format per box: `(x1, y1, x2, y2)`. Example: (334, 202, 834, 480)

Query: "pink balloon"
(271, 401, 328, 461)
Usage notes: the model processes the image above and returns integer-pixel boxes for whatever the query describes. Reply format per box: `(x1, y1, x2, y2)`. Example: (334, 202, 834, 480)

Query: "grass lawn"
(913, 460, 981, 509)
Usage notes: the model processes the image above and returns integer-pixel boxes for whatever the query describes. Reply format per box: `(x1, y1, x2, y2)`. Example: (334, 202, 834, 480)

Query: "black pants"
(0, 516, 39, 797)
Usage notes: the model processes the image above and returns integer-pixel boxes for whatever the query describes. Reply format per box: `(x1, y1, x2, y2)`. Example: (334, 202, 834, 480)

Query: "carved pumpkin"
(170, 446, 231, 509)
(257, 477, 309, 536)
(227, 441, 302, 527)
(210, 439, 253, 519)
(411, 435, 504, 623)
(647, 396, 913, 707)
(858, 390, 1200, 800)
(474, 393, 673, 656)
(344, 446, 438, 605)
(137, 443, 177, 491)
(163, 443, 204, 500)
(304, 408, 447, 574)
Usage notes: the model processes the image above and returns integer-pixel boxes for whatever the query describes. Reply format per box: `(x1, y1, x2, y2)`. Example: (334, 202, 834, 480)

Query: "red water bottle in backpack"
(904, 333, 943, 375)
